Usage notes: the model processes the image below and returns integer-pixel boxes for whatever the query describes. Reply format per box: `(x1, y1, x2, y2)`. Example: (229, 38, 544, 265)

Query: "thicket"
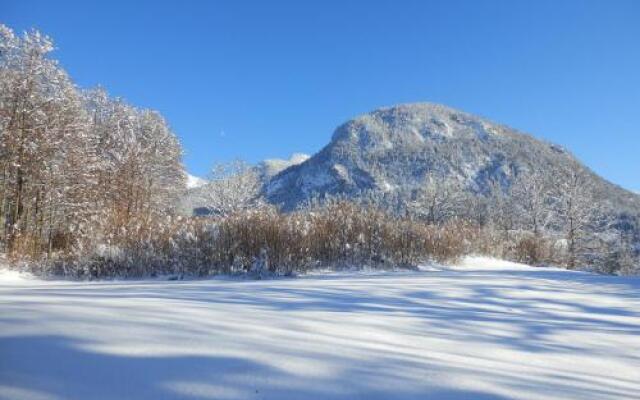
(23, 202, 478, 278)
(26, 197, 635, 278)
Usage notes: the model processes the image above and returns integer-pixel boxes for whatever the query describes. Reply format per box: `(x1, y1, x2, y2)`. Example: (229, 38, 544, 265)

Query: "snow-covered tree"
(202, 160, 265, 216)
(0, 25, 185, 266)
(410, 174, 465, 224)
(511, 171, 554, 236)
(551, 163, 602, 268)
(83, 89, 185, 226)
(0, 25, 96, 257)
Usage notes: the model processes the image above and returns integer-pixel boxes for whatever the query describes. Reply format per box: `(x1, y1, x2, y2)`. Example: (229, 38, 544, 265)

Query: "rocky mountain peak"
(265, 102, 639, 212)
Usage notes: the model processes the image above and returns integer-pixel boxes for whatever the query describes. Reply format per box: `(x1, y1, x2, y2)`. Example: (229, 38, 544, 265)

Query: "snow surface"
(1, 257, 639, 400)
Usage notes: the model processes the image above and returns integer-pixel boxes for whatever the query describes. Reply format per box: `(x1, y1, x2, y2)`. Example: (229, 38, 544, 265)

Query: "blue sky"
(3, 0, 639, 191)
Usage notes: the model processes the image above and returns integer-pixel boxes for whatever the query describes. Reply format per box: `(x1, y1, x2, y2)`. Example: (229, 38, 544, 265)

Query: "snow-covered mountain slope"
(1, 258, 639, 399)
(260, 153, 310, 180)
(186, 173, 206, 189)
(181, 154, 310, 215)
(266, 103, 640, 213)
(180, 174, 209, 214)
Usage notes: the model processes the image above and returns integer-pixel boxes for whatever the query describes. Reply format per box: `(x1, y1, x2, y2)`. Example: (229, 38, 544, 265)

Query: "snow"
(1, 257, 639, 399)
(0, 269, 34, 283)
(261, 153, 310, 179)
(0, 257, 34, 283)
(186, 174, 206, 189)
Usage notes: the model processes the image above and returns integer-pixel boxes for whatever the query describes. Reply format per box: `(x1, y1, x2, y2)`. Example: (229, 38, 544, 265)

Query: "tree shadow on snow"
(0, 334, 519, 400)
(2, 268, 639, 399)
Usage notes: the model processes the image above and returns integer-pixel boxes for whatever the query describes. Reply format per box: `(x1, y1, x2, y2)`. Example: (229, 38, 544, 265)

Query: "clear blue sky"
(3, 0, 639, 191)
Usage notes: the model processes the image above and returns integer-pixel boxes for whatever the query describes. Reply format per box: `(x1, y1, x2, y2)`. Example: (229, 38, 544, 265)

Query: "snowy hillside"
(186, 174, 206, 189)
(260, 153, 310, 179)
(1, 258, 639, 400)
(266, 103, 640, 214)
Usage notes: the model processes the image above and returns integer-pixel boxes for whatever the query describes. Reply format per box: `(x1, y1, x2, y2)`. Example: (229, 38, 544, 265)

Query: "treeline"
(0, 25, 184, 263)
(368, 168, 639, 275)
(278, 165, 639, 274)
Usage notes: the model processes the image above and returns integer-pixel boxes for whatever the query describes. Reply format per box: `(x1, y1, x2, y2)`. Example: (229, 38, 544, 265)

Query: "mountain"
(181, 154, 311, 216)
(259, 153, 310, 180)
(186, 174, 207, 189)
(265, 103, 640, 214)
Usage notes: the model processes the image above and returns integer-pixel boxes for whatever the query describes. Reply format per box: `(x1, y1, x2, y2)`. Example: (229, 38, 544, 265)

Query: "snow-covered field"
(1, 258, 639, 400)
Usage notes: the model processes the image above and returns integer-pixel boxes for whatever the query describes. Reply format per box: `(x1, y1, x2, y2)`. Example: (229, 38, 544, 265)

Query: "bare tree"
(511, 171, 553, 236)
(84, 89, 185, 226)
(0, 25, 186, 270)
(411, 174, 465, 224)
(552, 163, 601, 268)
(0, 25, 96, 258)
(486, 181, 516, 236)
(202, 160, 265, 216)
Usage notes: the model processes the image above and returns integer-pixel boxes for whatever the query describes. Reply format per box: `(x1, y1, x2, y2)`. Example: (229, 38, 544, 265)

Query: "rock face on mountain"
(265, 103, 640, 213)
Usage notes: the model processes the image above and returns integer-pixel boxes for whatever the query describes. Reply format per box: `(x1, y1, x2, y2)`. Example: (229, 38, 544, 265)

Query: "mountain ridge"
(265, 102, 640, 213)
